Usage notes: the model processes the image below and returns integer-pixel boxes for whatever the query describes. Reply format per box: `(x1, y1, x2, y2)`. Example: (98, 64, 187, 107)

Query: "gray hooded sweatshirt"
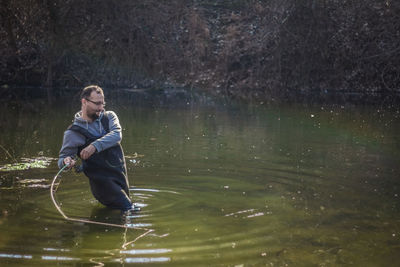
(58, 110, 122, 168)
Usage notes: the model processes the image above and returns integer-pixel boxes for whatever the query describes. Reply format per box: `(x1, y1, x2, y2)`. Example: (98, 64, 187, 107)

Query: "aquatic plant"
(0, 157, 56, 172)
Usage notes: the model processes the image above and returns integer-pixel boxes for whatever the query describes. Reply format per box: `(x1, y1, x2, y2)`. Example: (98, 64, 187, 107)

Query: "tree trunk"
(45, 60, 54, 104)
(1, 0, 19, 70)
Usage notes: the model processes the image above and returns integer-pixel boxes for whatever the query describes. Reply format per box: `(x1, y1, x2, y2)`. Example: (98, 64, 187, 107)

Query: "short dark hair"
(80, 85, 104, 100)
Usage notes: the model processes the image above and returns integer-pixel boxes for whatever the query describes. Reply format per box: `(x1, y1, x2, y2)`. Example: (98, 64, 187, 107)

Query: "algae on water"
(0, 157, 56, 172)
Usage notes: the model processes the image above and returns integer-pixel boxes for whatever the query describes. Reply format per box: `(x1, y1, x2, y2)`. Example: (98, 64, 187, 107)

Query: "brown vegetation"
(1, 0, 399, 101)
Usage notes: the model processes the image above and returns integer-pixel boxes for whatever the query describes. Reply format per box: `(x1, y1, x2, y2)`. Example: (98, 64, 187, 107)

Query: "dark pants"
(83, 145, 132, 211)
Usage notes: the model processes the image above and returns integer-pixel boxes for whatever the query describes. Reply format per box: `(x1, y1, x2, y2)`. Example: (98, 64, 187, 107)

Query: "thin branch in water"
(0, 144, 17, 163)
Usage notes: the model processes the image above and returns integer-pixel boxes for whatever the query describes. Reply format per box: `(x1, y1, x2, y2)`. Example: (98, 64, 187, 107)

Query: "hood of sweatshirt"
(73, 110, 105, 134)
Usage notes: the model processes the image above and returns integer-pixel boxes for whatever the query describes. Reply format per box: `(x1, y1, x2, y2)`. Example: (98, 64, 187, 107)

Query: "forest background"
(1, 0, 400, 103)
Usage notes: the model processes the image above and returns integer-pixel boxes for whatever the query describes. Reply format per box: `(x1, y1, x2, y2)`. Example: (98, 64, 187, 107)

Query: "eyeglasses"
(85, 98, 106, 106)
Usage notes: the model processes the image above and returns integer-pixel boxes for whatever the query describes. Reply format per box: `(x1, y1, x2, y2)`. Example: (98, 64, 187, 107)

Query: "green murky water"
(0, 96, 399, 266)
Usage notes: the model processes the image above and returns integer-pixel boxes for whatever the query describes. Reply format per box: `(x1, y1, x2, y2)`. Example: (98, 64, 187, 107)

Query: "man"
(58, 85, 134, 212)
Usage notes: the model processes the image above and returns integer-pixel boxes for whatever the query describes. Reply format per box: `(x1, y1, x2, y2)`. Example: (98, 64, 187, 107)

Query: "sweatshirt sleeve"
(91, 111, 122, 153)
(58, 129, 86, 168)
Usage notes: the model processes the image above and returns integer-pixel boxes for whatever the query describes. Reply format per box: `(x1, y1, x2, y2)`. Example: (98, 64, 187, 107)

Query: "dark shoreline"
(2, 86, 400, 109)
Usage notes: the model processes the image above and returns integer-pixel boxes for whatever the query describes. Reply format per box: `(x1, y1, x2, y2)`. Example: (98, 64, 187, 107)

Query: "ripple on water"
(5, 154, 396, 266)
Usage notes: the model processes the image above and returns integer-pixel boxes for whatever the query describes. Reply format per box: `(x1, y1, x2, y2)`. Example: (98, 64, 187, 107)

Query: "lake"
(0, 93, 399, 266)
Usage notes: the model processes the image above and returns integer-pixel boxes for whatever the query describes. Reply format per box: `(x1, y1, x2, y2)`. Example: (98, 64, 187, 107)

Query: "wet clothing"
(58, 111, 132, 211)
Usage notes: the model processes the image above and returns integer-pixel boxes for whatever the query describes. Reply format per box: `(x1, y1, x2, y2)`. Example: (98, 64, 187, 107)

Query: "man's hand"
(80, 144, 96, 160)
(63, 156, 76, 168)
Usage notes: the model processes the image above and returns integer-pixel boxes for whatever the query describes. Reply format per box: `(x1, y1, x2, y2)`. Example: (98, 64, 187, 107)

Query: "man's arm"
(58, 130, 86, 168)
(91, 111, 122, 153)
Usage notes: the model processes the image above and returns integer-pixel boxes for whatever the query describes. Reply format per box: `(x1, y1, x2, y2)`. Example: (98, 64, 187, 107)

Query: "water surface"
(0, 97, 399, 266)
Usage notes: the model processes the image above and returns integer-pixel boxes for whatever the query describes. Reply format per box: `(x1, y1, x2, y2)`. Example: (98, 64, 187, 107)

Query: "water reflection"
(121, 248, 172, 255)
(0, 100, 399, 265)
(41, 255, 80, 261)
(0, 253, 32, 259)
(124, 257, 170, 263)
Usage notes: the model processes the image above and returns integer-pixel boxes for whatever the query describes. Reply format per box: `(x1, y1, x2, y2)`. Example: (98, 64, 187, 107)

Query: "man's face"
(84, 91, 105, 121)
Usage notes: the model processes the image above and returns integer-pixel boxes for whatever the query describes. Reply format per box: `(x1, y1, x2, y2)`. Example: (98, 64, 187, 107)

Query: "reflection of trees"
(1, 0, 399, 99)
